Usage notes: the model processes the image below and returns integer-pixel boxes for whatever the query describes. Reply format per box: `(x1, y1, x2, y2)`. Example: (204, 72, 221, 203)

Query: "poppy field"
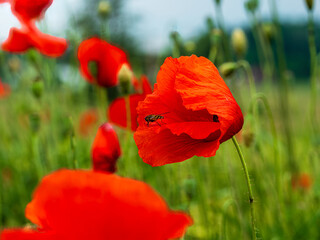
(0, 0, 319, 239)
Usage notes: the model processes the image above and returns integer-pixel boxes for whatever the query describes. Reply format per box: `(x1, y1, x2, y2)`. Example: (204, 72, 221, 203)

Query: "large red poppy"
(91, 123, 121, 173)
(78, 38, 130, 87)
(134, 55, 243, 166)
(0, 0, 67, 57)
(108, 75, 152, 131)
(0, 170, 192, 240)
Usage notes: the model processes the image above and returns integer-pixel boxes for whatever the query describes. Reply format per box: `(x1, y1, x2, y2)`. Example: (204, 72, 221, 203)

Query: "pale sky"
(0, 0, 317, 52)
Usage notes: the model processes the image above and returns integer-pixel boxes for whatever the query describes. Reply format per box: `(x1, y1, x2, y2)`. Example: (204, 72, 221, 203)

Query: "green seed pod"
(219, 62, 238, 78)
(32, 78, 44, 99)
(98, 1, 111, 18)
(231, 28, 248, 57)
(118, 64, 133, 95)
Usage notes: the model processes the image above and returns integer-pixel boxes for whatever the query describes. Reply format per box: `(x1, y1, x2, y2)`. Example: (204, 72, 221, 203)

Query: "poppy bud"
(118, 63, 133, 95)
(32, 77, 44, 99)
(8, 57, 21, 73)
(184, 41, 196, 53)
(98, 1, 111, 18)
(219, 62, 238, 78)
(243, 131, 254, 148)
(305, 0, 314, 10)
(183, 178, 197, 201)
(91, 123, 121, 173)
(262, 23, 275, 42)
(211, 29, 222, 44)
(231, 28, 248, 57)
(245, 0, 258, 13)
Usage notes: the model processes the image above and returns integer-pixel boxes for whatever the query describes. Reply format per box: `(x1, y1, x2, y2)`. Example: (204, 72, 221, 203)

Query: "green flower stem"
(68, 117, 78, 169)
(270, 0, 296, 173)
(250, 93, 281, 197)
(31, 133, 43, 179)
(307, 11, 318, 132)
(237, 60, 257, 98)
(232, 136, 256, 240)
(125, 96, 132, 132)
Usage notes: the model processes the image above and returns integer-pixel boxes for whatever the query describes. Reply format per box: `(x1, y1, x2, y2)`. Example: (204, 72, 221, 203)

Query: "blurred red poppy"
(79, 109, 99, 136)
(108, 75, 152, 131)
(134, 55, 243, 166)
(10, 0, 53, 23)
(0, 78, 10, 98)
(291, 173, 313, 190)
(78, 37, 129, 87)
(0, 0, 67, 57)
(0, 169, 192, 240)
(91, 123, 121, 173)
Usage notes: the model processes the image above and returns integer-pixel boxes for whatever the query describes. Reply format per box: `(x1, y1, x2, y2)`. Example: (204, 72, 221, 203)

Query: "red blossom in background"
(78, 37, 130, 87)
(0, 170, 192, 240)
(0, 78, 10, 98)
(134, 55, 243, 166)
(0, 0, 67, 57)
(91, 123, 121, 173)
(78, 109, 99, 137)
(291, 173, 313, 190)
(108, 75, 152, 131)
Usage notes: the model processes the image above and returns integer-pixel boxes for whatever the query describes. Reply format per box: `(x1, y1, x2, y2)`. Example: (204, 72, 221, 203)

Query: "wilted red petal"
(11, 0, 53, 22)
(4, 169, 192, 240)
(109, 76, 152, 131)
(134, 55, 243, 166)
(91, 123, 121, 173)
(78, 109, 99, 136)
(77, 38, 129, 87)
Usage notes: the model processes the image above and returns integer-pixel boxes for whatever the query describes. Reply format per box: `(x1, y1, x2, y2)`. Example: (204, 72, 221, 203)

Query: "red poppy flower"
(78, 38, 129, 87)
(0, 0, 67, 57)
(0, 169, 192, 240)
(91, 123, 121, 173)
(79, 109, 99, 136)
(0, 78, 10, 98)
(291, 173, 313, 190)
(108, 75, 152, 131)
(134, 55, 243, 166)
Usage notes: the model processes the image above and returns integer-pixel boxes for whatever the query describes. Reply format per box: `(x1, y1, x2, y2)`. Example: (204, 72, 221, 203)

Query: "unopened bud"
(183, 178, 197, 201)
(243, 132, 254, 148)
(305, 0, 314, 10)
(29, 113, 41, 133)
(219, 62, 238, 78)
(98, 1, 111, 18)
(184, 41, 196, 53)
(32, 77, 44, 99)
(262, 23, 275, 42)
(231, 28, 248, 57)
(245, 0, 258, 13)
(8, 57, 21, 73)
(118, 63, 133, 95)
(211, 29, 222, 44)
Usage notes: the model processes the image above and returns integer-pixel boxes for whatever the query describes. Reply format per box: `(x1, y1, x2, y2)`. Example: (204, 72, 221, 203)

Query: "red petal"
(2, 24, 67, 57)
(11, 0, 53, 22)
(77, 38, 129, 87)
(109, 94, 144, 131)
(1, 28, 32, 52)
(78, 109, 99, 137)
(0, 79, 11, 98)
(0, 229, 56, 240)
(91, 123, 121, 173)
(24, 170, 192, 239)
(134, 128, 220, 166)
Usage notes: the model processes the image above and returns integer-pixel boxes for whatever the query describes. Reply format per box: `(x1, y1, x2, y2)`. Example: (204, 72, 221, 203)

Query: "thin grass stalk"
(231, 136, 256, 240)
(307, 11, 318, 132)
(238, 60, 257, 98)
(269, 0, 296, 173)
